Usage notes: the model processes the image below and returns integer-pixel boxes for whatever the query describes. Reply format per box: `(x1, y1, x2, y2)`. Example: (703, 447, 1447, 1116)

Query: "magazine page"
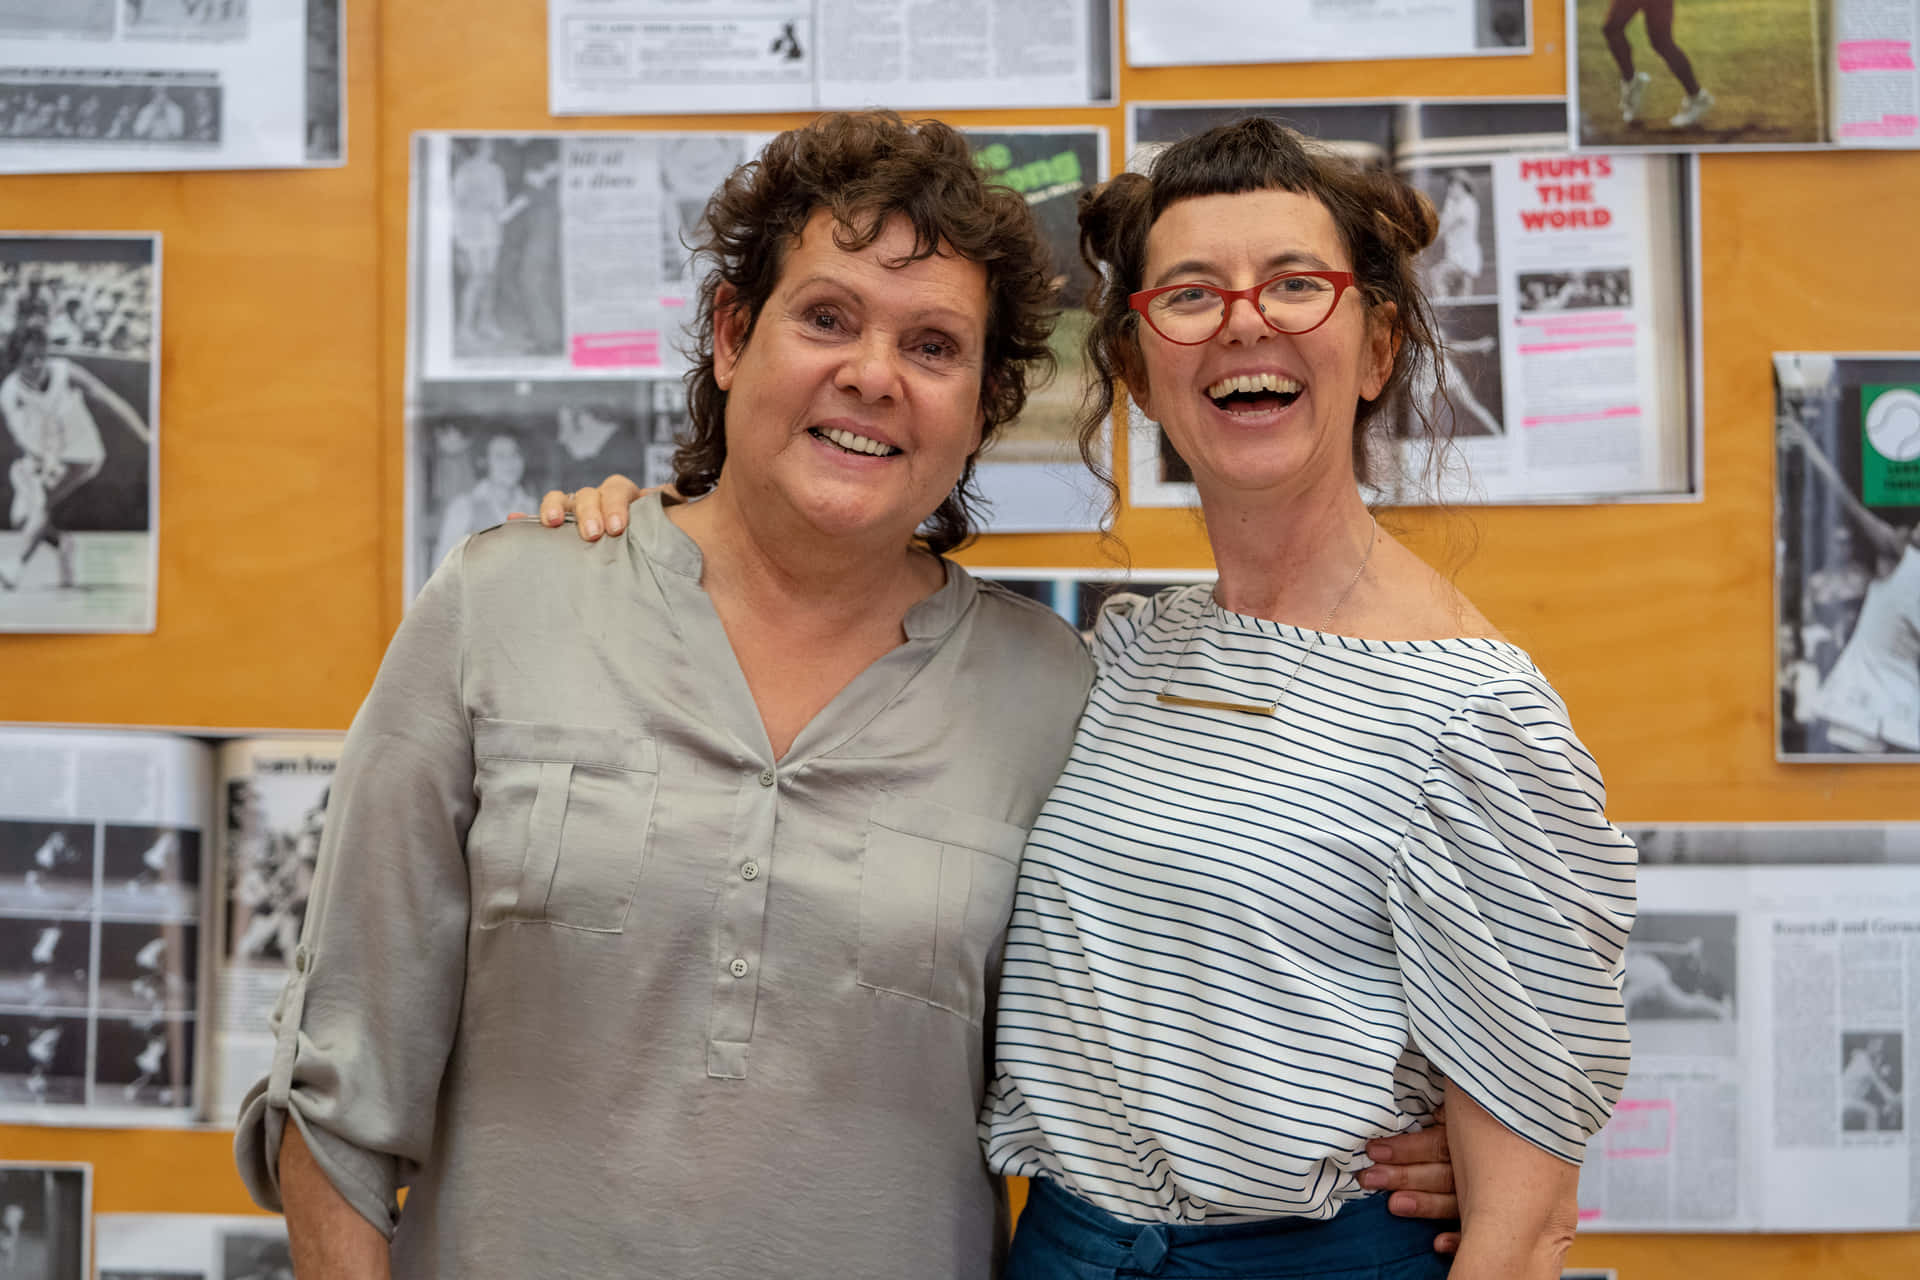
(1127, 0, 1528, 66)
(0, 0, 342, 173)
(204, 735, 341, 1126)
(547, 0, 1115, 115)
(1579, 861, 1920, 1232)
(0, 1162, 88, 1280)
(0, 727, 210, 1126)
(1396, 148, 1693, 503)
(966, 127, 1110, 533)
(1773, 352, 1920, 762)
(1833, 0, 1920, 145)
(406, 130, 773, 596)
(0, 234, 160, 633)
(1123, 99, 1698, 509)
(97, 1212, 287, 1278)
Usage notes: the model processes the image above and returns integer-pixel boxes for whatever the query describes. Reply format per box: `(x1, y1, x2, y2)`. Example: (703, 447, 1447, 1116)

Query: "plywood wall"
(3, 0, 1916, 1272)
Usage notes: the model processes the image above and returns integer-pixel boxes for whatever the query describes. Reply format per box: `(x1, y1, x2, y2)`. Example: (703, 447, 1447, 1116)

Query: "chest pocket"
(857, 795, 1029, 1025)
(470, 718, 660, 932)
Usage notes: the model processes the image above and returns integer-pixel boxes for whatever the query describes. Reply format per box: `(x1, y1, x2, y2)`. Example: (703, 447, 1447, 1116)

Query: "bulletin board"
(2, 1, 1917, 1274)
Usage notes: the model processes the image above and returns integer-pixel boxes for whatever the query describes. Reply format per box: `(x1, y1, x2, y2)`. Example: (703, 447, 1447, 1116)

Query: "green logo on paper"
(1861, 384, 1920, 507)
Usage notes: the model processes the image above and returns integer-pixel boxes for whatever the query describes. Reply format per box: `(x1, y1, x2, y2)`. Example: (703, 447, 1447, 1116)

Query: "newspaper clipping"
(96, 1212, 288, 1279)
(0, 234, 159, 633)
(0, 1163, 88, 1280)
(1125, 100, 1699, 509)
(1775, 352, 1920, 761)
(547, 0, 1116, 115)
(205, 736, 340, 1125)
(1570, 0, 1920, 151)
(0, 0, 344, 173)
(1127, 0, 1528, 66)
(1581, 846, 1920, 1231)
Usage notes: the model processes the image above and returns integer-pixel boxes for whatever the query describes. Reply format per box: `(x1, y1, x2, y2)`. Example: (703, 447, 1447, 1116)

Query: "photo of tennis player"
(0, 235, 157, 632)
(448, 137, 563, 360)
(1574, 0, 1826, 146)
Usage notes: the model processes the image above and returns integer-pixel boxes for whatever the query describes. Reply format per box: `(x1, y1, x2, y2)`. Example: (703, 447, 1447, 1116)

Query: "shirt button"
(741, 861, 760, 881)
(728, 957, 750, 979)
(757, 768, 775, 787)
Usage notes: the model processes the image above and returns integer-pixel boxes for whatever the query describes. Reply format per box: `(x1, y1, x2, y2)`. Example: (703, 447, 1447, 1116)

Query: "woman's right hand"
(537, 474, 648, 541)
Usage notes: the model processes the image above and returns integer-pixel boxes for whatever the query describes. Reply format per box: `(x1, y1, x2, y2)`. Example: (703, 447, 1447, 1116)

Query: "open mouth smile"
(1206, 372, 1302, 414)
(809, 426, 901, 456)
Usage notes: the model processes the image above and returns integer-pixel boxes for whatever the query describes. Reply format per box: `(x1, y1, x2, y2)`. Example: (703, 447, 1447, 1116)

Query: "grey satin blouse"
(233, 496, 1095, 1279)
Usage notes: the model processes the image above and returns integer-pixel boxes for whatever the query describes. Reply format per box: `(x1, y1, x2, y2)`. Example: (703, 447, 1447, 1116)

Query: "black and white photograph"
(223, 773, 326, 967)
(1840, 1031, 1903, 1133)
(1625, 822, 1920, 866)
(0, 234, 158, 632)
(447, 136, 563, 362)
(409, 377, 656, 592)
(0, 1, 114, 39)
(215, 1227, 291, 1280)
(1401, 301, 1505, 440)
(0, 1164, 88, 1280)
(123, 0, 250, 41)
(977, 569, 1216, 637)
(96, 919, 195, 1019)
(0, 822, 94, 915)
(94, 1012, 191, 1107)
(1775, 353, 1920, 761)
(302, 0, 340, 163)
(0, 1013, 86, 1106)
(656, 134, 745, 285)
(0, 74, 221, 147)
(101, 1272, 202, 1279)
(1412, 165, 1496, 301)
(1623, 911, 1737, 1024)
(0, 916, 92, 1013)
(1517, 268, 1633, 313)
(98, 824, 197, 921)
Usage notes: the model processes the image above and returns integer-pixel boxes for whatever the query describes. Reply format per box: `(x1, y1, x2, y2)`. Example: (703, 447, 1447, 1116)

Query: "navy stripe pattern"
(982, 585, 1637, 1225)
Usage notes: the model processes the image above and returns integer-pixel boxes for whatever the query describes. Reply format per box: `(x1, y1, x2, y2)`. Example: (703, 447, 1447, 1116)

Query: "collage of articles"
(1, 0, 1917, 1277)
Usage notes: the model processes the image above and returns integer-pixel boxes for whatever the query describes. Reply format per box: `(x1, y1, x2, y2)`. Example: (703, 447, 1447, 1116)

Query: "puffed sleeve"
(1387, 671, 1637, 1164)
(232, 541, 478, 1235)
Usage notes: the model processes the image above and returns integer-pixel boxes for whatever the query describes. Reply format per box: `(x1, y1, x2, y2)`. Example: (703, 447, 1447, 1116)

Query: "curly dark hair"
(1075, 116, 1447, 501)
(673, 110, 1058, 556)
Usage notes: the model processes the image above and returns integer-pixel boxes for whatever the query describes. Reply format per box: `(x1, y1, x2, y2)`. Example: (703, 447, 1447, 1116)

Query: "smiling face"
(711, 208, 989, 547)
(1130, 188, 1394, 504)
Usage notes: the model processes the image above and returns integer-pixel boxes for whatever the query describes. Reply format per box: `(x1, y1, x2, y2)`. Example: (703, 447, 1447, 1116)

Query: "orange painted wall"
(2, 0, 1916, 1272)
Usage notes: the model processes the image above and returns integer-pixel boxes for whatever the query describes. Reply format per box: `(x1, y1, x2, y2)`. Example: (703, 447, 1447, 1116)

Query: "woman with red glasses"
(975, 117, 1635, 1280)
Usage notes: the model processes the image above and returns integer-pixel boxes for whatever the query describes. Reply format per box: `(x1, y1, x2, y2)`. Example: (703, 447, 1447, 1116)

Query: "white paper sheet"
(0, 0, 343, 173)
(547, 0, 1115, 114)
(96, 1211, 287, 1278)
(1126, 0, 1528, 66)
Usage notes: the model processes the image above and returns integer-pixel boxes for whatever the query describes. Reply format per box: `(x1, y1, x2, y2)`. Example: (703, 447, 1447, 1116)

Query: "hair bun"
(1371, 182, 1438, 257)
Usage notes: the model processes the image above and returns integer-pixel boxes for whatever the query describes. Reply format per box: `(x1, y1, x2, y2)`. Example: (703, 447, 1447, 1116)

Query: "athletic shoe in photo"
(1670, 89, 1714, 127)
(1620, 72, 1652, 123)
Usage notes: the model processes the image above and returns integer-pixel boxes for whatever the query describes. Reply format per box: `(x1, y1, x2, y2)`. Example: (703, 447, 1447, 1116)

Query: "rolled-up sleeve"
(233, 543, 478, 1234)
(1387, 674, 1637, 1164)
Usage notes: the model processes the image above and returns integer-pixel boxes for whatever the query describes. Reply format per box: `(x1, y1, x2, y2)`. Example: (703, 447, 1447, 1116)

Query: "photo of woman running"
(1603, 0, 1713, 126)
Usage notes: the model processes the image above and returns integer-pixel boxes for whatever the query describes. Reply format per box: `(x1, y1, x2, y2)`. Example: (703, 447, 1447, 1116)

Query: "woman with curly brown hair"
(236, 110, 1095, 1279)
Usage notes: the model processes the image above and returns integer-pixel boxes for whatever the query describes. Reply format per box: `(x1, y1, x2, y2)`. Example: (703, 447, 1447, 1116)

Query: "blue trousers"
(1005, 1178, 1455, 1279)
